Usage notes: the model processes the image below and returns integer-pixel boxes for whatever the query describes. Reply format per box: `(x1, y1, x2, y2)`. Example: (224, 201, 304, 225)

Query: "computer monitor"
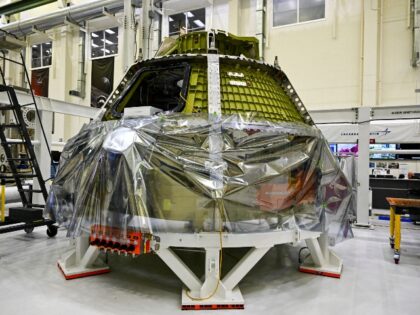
(369, 144, 396, 160)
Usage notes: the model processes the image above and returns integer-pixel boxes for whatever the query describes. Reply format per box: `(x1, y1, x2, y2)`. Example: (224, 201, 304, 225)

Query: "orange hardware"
(181, 304, 244, 310)
(89, 225, 153, 256)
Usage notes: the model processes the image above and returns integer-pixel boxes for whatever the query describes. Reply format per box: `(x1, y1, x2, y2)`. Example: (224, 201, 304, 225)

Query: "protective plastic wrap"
(46, 113, 353, 244)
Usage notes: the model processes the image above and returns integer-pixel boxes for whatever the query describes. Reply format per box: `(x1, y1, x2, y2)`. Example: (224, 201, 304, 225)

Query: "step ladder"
(0, 29, 57, 236)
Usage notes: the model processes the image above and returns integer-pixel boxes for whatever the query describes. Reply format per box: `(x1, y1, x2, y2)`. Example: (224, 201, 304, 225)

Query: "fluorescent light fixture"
(193, 20, 205, 27)
(105, 29, 115, 34)
(186, 11, 194, 17)
(168, 17, 174, 22)
(101, 48, 111, 53)
(32, 45, 38, 48)
(45, 42, 52, 45)
(91, 32, 99, 38)
(92, 43, 99, 48)
(101, 39, 114, 45)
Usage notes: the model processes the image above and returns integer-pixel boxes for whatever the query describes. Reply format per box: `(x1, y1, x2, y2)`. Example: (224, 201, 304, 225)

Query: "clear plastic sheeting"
(339, 156, 357, 223)
(46, 114, 353, 244)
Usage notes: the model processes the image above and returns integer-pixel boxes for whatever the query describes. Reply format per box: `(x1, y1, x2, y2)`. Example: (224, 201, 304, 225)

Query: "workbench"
(387, 197, 420, 264)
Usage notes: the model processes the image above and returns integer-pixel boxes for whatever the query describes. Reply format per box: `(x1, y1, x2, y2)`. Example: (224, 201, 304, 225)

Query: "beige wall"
(238, 0, 419, 110)
(381, 0, 419, 106)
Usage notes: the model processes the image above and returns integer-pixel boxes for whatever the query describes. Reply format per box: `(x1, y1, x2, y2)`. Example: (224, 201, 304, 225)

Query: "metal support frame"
(57, 235, 110, 280)
(122, 0, 136, 72)
(371, 104, 420, 120)
(63, 17, 87, 33)
(141, 0, 152, 60)
(207, 54, 221, 116)
(102, 7, 117, 19)
(256, 0, 266, 60)
(355, 107, 371, 227)
(33, 109, 53, 204)
(0, 89, 101, 119)
(309, 108, 359, 124)
(310, 104, 420, 124)
(299, 232, 343, 278)
(58, 229, 342, 308)
(31, 26, 54, 40)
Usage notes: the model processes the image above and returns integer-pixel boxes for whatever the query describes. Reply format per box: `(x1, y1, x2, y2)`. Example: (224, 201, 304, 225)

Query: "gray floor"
(1, 222, 420, 315)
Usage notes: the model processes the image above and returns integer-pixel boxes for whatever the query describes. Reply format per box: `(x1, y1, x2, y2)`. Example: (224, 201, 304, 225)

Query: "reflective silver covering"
(46, 114, 353, 243)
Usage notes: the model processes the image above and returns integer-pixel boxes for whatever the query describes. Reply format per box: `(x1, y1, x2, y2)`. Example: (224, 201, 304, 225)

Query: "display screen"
(337, 143, 358, 156)
(369, 144, 396, 160)
(399, 143, 420, 160)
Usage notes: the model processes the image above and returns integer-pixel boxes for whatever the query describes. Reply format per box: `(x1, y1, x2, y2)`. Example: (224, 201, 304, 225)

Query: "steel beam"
(0, 90, 100, 119)
(356, 107, 371, 226)
(310, 104, 420, 124)
(309, 108, 358, 124)
(0, 0, 56, 17)
(156, 248, 202, 292)
(371, 105, 420, 120)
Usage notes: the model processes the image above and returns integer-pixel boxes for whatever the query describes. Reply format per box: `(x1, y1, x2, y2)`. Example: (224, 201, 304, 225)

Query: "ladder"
(0, 29, 57, 236)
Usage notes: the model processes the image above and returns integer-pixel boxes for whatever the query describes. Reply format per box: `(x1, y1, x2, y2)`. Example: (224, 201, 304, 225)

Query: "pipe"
(408, 0, 413, 29)
(332, 0, 338, 39)
(412, 0, 420, 67)
(0, 0, 125, 36)
(142, 0, 152, 59)
(359, 0, 365, 106)
(77, 32, 86, 98)
(3, 184, 32, 204)
(69, 31, 86, 98)
(5, 138, 65, 147)
(256, 0, 266, 60)
(376, 0, 383, 106)
(5, 202, 22, 210)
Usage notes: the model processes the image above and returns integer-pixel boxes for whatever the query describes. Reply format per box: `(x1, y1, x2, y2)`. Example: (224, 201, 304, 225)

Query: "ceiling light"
(169, 17, 174, 22)
(100, 39, 115, 45)
(92, 43, 99, 48)
(105, 29, 115, 34)
(45, 42, 51, 45)
(186, 11, 194, 17)
(193, 20, 205, 27)
(101, 48, 111, 53)
(91, 32, 99, 38)
(32, 45, 38, 48)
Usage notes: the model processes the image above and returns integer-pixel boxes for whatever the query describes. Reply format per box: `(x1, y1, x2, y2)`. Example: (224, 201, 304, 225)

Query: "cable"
(178, 91, 191, 110)
(185, 199, 224, 301)
(132, 5, 138, 61)
(146, 0, 153, 58)
(298, 246, 310, 264)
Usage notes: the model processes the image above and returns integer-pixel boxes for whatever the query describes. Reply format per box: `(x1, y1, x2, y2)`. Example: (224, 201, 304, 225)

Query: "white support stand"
(57, 235, 110, 280)
(299, 232, 343, 278)
(57, 229, 343, 308)
(154, 230, 342, 309)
